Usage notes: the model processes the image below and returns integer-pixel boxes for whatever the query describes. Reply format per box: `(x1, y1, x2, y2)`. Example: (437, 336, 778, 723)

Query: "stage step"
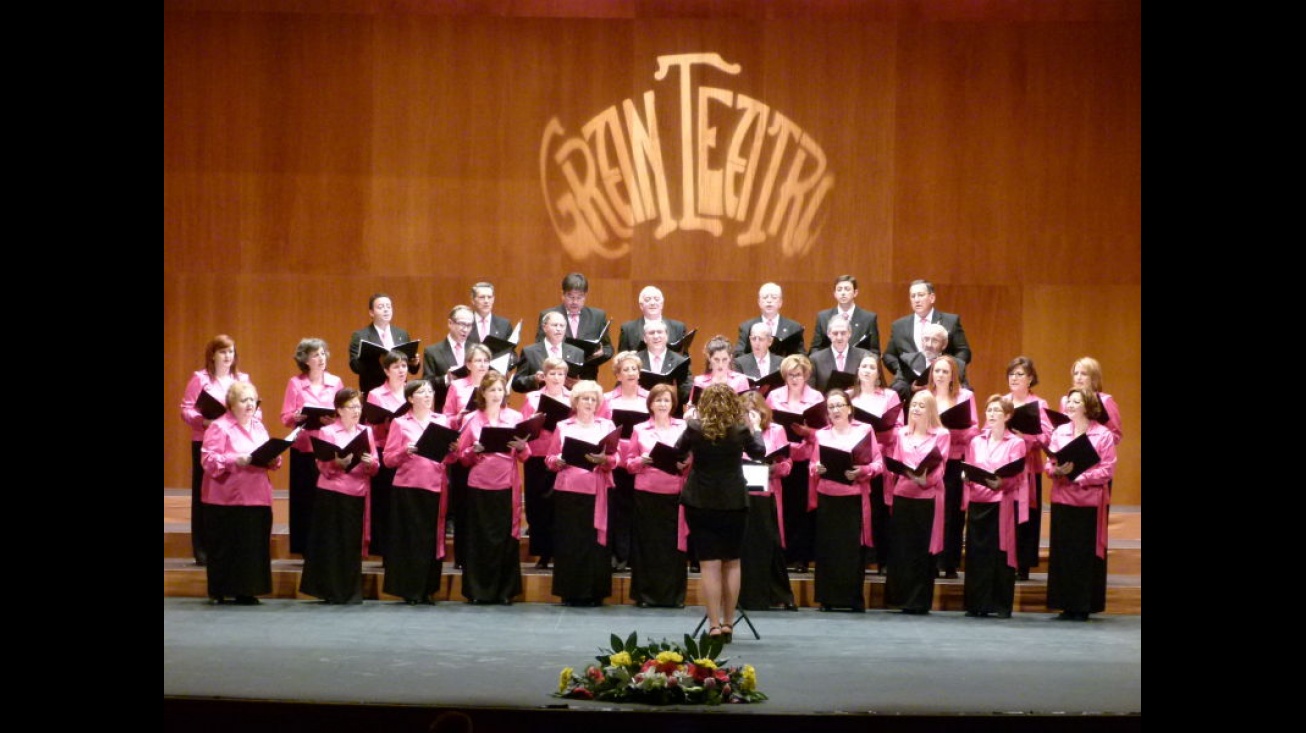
(163, 490, 1140, 614)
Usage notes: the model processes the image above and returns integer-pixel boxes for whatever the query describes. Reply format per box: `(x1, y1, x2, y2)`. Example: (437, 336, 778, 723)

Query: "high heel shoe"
(719, 624, 733, 643)
(707, 625, 723, 640)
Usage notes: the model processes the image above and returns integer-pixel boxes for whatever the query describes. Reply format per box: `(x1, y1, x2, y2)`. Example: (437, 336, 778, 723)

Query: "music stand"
(692, 608, 760, 641)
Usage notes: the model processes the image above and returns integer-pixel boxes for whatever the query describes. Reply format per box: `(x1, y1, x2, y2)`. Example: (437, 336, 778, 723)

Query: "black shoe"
(1055, 611, 1076, 620)
(233, 596, 260, 606)
(1017, 569, 1031, 581)
(901, 608, 930, 616)
(208, 596, 226, 605)
(782, 603, 799, 611)
(965, 610, 981, 617)
(995, 611, 1012, 619)
(819, 604, 832, 612)
(404, 598, 422, 606)
(943, 570, 959, 579)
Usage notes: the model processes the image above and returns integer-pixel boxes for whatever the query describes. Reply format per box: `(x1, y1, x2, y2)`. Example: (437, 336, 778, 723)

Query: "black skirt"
(868, 474, 892, 570)
(629, 490, 687, 607)
(940, 459, 966, 572)
(813, 492, 868, 610)
(299, 489, 365, 604)
(1047, 503, 1107, 614)
(738, 491, 794, 609)
(551, 491, 612, 603)
(1016, 473, 1043, 571)
(684, 505, 748, 561)
(203, 503, 272, 599)
(607, 468, 635, 565)
(460, 486, 522, 603)
(382, 485, 444, 602)
(780, 459, 814, 565)
(522, 456, 556, 559)
(963, 501, 1015, 616)
(288, 449, 319, 555)
(885, 495, 937, 613)
(368, 451, 396, 559)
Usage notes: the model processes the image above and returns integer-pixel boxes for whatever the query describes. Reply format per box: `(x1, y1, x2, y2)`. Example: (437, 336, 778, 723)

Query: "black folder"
(762, 442, 791, 464)
(534, 394, 574, 431)
(769, 328, 805, 357)
(939, 399, 974, 430)
(852, 402, 903, 433)
(195, 389, 227, 420)
(638, 358, 690, 391)
(824, 369, 857, 392)
(413, 421, 462, 462)
(648, 441, 683, 475)
(1007, 402, 1044, 435)
(300, 405, 337, 431)
(1044, 406, 1072, 429)
(960, 457, 1027, 484)
(359, 339, 421, 387)
(362, 399, 413, 425)
(882, 447, 944, 477)
(818, 430, 879, 485)
(1048, 433, 1102, 482)
(248, 427, 301, 468)
(771, 402, 829, 443)
(566, 319, 613, 367)
(897, 353, 933, 388)
(478, 425, 524, 454)
(559, 428, 621, 471)
(669, 328, 698, 355)
(610, 408, 649, 439)
(311, 430, 371, 472)
(746, 369, 786, 396)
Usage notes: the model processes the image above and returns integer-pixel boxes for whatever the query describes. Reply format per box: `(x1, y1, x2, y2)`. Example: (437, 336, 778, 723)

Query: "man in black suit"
(514, 311, 585, 393)
(808, 313, 872, 393)
(535, 272, 613, 381)
(467, 281, 515, 347)
(888, 323, 968, 404)
(733, 321, 779, 379)
(637, 321, 691, 413)
(617, 285, 688, 353)
(734, 282, 805, 358)
(421, 305, 477, 406)
(809, 274, 880, 357)
(882, 279, 973, 403)
(348, 292, 421, 393)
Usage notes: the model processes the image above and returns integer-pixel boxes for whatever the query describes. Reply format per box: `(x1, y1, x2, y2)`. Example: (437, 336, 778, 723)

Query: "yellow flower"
(693, 658, 717, 670)
(558, 667, 573, 693)
(655, 650, 684, 664)
(741, 664, 757, 692)
(609, 651, 633, 667)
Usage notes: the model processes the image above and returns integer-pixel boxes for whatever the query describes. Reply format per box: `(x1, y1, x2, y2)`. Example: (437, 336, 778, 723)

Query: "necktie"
(381, 328, 393, 349)
(836, 351, 845, 371)
(569, 312, 580, 337)
(453, 341, 463, 366)
(767, 318, 776, 336)
(550, 344, 560, 359)
(479, 317, 489, 341)
(652, 354, 662, 373)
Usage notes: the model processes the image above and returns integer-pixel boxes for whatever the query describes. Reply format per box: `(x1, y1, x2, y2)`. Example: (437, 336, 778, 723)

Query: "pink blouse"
(180, 370, 251, 442)
(889, 426, 952, 555)
(808, 423, 883, 547)
(314, 423, 379, 498)
(281, 372, 343, 452)
(767, 384, 825, 462)
(962, 429, 1029, 569)
(200, 413, 278, 506)
(545, 417, 619, 545)
(1045, 422, 1118, 560)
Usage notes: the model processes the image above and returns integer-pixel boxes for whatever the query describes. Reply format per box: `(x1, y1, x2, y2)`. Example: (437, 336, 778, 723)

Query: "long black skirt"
(1016, 473, 1043, 572)
(885, 496, 937, 613)
(868, 474, 892, 571)
(288, 449, 319, 556)
(738, 491, 795, 610)
(447, 462, 470, 568)
(368, 450, 396, 559)
(814, 493, 868, 610)
(1047, 503, 1107, 614)
(781, 459, 814, 565)
(522, 456, 556, 560)
(190, 441, 208, 564)
(940, 459, 966, 573)
(551, 491, 612, 603)
(607, 468, 635, 566)
(963, 501, 1015, 616)
(203, 503, 272, 599)
(299, 489, 365, 604)
(382, 485, 444, 602)
(629, 491, 687, 607)
(460, 486, 522, 603)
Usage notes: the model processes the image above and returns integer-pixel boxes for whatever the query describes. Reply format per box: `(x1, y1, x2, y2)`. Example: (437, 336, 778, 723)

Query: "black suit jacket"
(348, 324, 419, 393)
(638, 349, 692, 411)
(734, 315, 805, 358)
(617, 317, 687, 354)
(512, 341, 586, 394)
(733, 352, 780, 379)
(886, 351, 970, 405)
(810, 306, 881, 357)
(808, 345, 872, 393)
(881, 311, 972, 382)
(535, 305, 613, 380)
(676, 421, 766, 510)
(466, 313, 514, 347)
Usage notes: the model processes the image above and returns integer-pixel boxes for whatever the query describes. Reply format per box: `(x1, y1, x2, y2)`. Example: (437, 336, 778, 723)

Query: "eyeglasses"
(342, 403, 363, 410)
(452, 321, 474, 328)
(1009, 371, 1028, 378)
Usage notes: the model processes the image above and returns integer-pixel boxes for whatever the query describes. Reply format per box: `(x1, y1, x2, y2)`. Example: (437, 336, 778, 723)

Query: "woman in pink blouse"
(181, 333, 251, 566)
(442, 343, 492, 570)
(454, 371, 530, 605)
(808, 390, 883, 612)
(1064, 356, 1124, 446)
(519, 356, 572, 570)
(622, 383, 689, 608)
(885, 390, 951, 615)
(299, 388, 379, 605)
(280, 337, 342, 557)
(200, 381, 279, 605)
(925, 355, 978, 579)
(365, 349, 411, 561)
(766, 354, 824, 574)
(960, 394, 1028, 618)
(1003, 356, 1053, 581)
(690, 335, 752, 407)
(383, 380, 458, 605)
(545, 380, 619, 606)
(1045, 388, 1118, 621)
(736, 391, 796, 611)
(600, 351, 648, 573)
(849, 353, 900, 576)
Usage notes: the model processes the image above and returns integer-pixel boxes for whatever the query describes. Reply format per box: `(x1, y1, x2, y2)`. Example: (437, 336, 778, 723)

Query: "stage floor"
(165, 597, 1140, 725)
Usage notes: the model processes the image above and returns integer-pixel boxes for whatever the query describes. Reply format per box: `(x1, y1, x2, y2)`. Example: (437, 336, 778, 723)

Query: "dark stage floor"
(164, 597, 1140, 732)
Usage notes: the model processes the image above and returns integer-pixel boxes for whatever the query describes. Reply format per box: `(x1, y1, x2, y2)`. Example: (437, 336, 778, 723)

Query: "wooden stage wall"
(164, 1, 1141, 504)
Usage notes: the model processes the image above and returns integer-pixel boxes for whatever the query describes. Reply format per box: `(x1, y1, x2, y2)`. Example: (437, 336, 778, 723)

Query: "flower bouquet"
(554, 631, 767, 705)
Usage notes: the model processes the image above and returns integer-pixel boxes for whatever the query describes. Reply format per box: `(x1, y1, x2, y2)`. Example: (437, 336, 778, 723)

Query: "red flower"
(568, 687, 593, 700)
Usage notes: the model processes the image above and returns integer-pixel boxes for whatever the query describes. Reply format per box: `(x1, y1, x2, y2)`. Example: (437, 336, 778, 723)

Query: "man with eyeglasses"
(422, 305, 478, 406)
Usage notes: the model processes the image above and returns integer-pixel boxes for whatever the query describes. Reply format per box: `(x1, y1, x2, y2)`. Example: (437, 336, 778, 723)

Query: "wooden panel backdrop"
(164, 1, 1141, 503)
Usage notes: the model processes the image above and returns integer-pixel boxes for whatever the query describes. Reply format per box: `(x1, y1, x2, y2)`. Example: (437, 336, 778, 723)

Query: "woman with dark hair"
(382, 380, 458, 605)
(1065, 357, 1124, 446)
(885, 390, 950, 615)
(300, 388, 380, 604)
(1045, 388, 1118, 621)
(849, 353, 900, 575)
(180, 334, 252, 566)
(960, 394, 1028, 618)
(280, 337, 342, 557)
(518, 356, 572, 570)
(924, 355, 978, 579)
(677, 383, 766, 641)
(765, 354, 824, 574)
(736, 391, 795, 611)
(1003, 355, 1052, 580)
(622, 383, 689, 608)
(690, 335, 752, 404)
(809, 389, 883, 612)
(454, 371, 530, 605)
(200, 381, 279, 605)
(545, 380, 619, 606)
